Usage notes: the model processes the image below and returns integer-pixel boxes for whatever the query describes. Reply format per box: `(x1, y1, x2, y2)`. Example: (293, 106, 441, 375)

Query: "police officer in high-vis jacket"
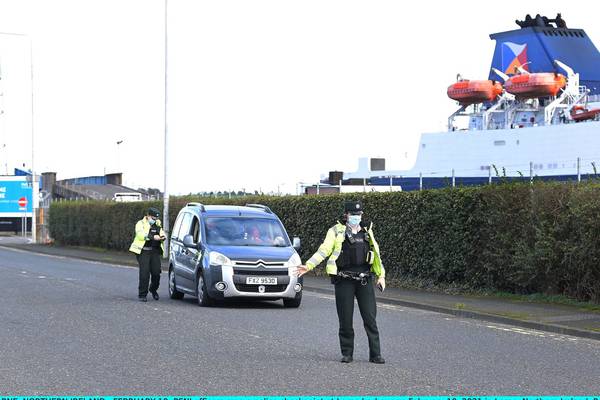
(297, 200, 386, 364)
(129, 207, 166, 302)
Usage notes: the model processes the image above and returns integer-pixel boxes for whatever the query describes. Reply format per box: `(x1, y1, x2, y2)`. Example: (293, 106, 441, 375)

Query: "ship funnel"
(488, 14, 600, 95)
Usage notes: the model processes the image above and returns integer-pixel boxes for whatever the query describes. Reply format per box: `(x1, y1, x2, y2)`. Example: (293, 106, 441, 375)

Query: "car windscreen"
(205, 217, 290, 247)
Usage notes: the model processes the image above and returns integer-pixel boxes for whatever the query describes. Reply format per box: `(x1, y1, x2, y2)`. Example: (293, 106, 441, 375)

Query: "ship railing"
(399, 156, 600, 191)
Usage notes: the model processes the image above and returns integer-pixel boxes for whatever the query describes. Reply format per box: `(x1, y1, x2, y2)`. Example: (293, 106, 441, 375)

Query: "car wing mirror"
(292, 237, 301, 251)
(183, 234, 196, 248)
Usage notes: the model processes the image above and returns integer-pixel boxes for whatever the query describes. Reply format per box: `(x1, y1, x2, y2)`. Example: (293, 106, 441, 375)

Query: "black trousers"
(334, 275, 381, 358)
(137, 250, 161, 297)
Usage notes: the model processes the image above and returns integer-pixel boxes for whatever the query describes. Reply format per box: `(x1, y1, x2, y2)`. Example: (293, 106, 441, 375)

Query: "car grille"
(233, 268, 288, 276)
(233, 260, 285, 267)
(234, 284, 289, 293)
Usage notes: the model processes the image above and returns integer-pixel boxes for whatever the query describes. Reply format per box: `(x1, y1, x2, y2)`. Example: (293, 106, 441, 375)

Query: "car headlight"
(209, 251, 232, 266)
(285, 253, 302, 269)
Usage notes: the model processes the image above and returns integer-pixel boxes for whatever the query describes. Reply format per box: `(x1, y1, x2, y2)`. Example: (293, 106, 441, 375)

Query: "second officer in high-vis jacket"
(129, 207, 166, 302)
(297, 200, 386, 364)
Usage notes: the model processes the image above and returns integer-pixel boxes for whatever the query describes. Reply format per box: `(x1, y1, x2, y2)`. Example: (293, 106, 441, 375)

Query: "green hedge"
(49, 182, 600, 302)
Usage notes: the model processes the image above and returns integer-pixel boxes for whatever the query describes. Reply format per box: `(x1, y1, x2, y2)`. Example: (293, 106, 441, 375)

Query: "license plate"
(246, 276, 277, 285)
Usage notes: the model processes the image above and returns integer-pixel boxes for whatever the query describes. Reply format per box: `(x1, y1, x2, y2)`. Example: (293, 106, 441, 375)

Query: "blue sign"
(0, 178, 33, 217)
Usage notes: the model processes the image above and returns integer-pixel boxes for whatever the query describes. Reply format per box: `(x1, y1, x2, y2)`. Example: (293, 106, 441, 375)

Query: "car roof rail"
(245, 203, 273, 214)
(186, 202, 206, 212)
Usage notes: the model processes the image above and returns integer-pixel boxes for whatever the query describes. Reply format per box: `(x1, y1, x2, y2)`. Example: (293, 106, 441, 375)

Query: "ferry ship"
(326, 14, 600, 191)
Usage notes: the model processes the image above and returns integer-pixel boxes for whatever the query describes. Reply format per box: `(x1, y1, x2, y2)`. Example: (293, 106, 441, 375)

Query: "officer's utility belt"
(337, 271, 372, 285)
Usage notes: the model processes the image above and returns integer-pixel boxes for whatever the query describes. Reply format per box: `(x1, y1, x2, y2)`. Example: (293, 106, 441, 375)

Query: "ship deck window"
(494, 140, 506, 146)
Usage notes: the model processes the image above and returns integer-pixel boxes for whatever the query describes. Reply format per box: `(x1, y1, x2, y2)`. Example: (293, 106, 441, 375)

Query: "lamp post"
(0, 31, 35, 242)
(163, 0, 170, 252)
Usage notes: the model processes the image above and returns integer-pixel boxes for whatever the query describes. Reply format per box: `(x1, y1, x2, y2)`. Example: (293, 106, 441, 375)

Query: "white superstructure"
(345, 61, 600, 185)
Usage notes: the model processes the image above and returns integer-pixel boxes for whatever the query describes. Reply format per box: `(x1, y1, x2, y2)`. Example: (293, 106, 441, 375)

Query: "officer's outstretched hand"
(295, 265, 309, 277)
(377, 277, 386, 292)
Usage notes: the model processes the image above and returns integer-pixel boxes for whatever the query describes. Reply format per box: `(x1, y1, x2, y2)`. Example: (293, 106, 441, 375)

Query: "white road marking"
(304, 292, 335, 301)
(0, 245, 137, 270)
(483, 323, 591, 344)
(379, 303, 405, 311)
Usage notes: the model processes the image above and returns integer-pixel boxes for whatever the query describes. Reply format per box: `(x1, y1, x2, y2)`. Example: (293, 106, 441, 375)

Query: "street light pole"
(163, 0, 170, 252)
(29, 37, 36, 243)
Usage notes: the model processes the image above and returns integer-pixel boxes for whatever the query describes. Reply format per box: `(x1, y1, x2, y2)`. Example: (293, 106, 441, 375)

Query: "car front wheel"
(283, 291, 302, 308)
(196, 274, 214, 307)
(168, 268, 184, 300)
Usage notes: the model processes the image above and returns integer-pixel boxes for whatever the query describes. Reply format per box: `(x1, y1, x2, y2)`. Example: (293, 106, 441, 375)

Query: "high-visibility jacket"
(129, 217, 166, 257)
(305, 222, 385, 278)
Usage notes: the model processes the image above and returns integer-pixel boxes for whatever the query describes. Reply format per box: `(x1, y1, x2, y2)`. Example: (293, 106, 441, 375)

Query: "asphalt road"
(1, 247, 599, 395)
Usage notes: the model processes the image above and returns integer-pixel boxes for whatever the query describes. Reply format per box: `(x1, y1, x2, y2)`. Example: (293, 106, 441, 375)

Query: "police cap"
(344, 200, 363, 214)
(147, 207, 161, 218)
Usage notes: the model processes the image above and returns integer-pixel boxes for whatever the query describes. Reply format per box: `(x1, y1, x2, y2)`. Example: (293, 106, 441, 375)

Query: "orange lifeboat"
(447, 80, 503, 105)
(504, 72, 566, 98)
(570, 105, 600, 122)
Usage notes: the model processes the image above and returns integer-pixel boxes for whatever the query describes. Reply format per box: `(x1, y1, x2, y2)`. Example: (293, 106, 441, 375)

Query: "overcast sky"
(0, 0, 598, 194)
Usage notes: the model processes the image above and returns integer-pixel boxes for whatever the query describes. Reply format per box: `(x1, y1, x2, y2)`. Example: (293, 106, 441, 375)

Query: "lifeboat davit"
(570, 105, 600, 122)
(447, 80, 503, 105)
(504, 73, 566, 98)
